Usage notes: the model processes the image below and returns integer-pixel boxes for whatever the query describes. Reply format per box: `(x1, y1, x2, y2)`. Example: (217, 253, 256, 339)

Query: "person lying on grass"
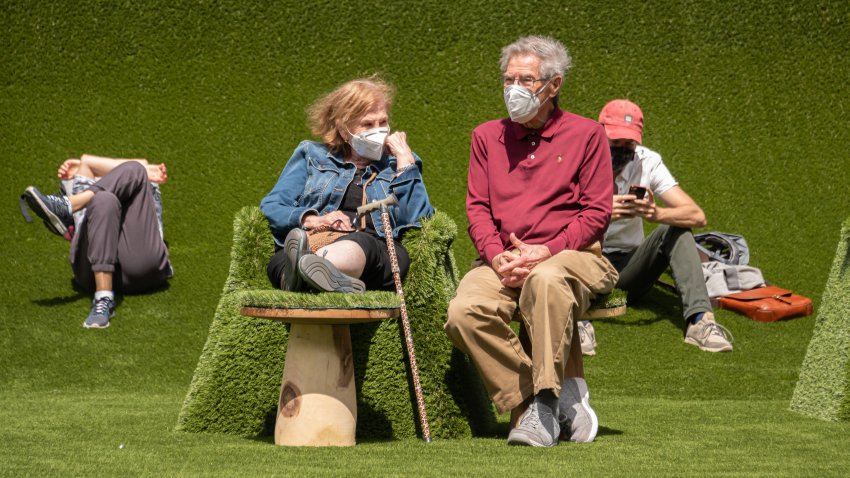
(21, 154, 172, 329)
(261, 77, 433, 293)
(576, 99, 732, 355)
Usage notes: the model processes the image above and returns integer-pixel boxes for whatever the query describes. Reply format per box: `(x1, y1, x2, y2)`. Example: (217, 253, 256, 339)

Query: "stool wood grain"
(241, 307, 400, 447)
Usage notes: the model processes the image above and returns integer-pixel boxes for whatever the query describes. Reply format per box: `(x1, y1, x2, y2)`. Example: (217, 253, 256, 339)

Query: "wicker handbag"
(306, 227, 349, 253)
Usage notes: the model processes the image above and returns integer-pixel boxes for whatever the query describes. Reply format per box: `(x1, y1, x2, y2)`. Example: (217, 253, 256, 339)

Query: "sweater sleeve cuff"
(543, 236, 568, 257)
(482, 244, 504, 265)
(293, 208, 319, 227)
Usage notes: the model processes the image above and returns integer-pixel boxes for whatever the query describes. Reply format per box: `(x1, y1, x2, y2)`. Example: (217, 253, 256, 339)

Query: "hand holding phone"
(628, 185, 647, 200)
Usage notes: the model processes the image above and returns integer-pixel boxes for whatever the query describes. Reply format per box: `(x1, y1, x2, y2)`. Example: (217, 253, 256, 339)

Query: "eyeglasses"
(502, 75, 550, 89)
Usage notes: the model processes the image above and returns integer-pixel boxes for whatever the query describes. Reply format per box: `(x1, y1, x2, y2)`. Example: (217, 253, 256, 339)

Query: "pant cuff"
(493, 386, 533, 414)
(91, 264, 115, 273)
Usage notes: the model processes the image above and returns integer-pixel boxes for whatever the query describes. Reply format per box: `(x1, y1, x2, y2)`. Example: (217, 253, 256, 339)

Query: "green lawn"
(2, 0, 849, 476)
(3, 392, 848, 477)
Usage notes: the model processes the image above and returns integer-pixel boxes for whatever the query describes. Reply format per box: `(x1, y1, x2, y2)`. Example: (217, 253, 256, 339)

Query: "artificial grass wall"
(176, 207, 494, 439)
(2, 2, 850, 471)
(4, 1, 848, 295)
(790, 216, 850, 421)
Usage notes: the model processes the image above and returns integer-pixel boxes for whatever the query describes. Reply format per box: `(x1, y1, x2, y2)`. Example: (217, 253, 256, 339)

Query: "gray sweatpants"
(70, 162, 171, 293)
(604, 225, 711, 321)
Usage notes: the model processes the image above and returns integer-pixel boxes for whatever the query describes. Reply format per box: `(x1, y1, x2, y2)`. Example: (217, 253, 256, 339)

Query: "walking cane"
(356, 194, 432, 443)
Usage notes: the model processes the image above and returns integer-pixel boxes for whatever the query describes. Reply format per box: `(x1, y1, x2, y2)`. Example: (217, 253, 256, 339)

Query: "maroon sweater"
(466, 107, 613, 264)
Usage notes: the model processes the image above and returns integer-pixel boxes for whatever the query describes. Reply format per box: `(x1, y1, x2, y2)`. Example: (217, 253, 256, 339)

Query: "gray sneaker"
(684, 312, 733, 352)
(21, 186, 74, 240)
(298, 254, 366, 293)
(578, 321, 597, 356)
(507, 392, 560, 447)
(282, 228, 310, 291)
(558, 377, 599, 443)
(83, 296, 115, 329)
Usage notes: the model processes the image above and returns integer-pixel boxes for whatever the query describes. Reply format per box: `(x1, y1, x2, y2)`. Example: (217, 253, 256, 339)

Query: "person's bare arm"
(638, 185, 707, 228)
(78, 154, 149, 177)
(58, 159, 81, 180)
(75, 154, 167, 184)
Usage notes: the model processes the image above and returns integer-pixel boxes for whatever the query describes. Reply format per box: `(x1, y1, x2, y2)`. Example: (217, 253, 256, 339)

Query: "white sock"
(94, 290, 114, 302)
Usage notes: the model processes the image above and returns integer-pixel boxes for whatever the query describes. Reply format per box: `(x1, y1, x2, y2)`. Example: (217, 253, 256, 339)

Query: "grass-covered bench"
(584, 288, 628, 319)
(176, 207, 495, 440)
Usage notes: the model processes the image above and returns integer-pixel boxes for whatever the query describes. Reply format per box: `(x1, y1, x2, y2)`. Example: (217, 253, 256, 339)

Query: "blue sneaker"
(21, 186, 74, 240)
(83, 296, 115, 329)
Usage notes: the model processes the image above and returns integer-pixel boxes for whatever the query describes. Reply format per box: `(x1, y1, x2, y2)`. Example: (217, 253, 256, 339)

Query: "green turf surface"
(2, 0, 850, 475)
(792, 216, 850, 421)
(3, 392, 849, 477)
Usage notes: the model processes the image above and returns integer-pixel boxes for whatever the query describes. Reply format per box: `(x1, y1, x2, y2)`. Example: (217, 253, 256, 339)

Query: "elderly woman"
(261, 78, 434, 293)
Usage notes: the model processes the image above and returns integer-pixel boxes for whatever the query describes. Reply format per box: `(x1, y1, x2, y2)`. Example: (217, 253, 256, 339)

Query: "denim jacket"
(261, 140, 434, 246)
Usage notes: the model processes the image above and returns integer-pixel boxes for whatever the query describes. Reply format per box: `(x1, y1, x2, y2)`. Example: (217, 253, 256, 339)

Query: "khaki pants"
(445, 248, 618, 413)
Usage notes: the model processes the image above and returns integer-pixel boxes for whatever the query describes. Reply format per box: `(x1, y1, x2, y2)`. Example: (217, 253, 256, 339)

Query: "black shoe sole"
(298, 255, 366, 293)
(23, 186, 69, 237)
(283, 228, 310, 291)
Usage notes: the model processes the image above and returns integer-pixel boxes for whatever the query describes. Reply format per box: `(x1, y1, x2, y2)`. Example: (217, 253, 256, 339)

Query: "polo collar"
(509, 106, 564, 141)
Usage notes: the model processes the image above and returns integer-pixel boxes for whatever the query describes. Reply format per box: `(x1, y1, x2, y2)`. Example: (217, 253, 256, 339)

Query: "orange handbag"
(718, 286, 813, 323)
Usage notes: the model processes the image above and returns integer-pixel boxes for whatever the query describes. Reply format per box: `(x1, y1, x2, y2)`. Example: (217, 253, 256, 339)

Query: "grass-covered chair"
(176, 206, 495, 440)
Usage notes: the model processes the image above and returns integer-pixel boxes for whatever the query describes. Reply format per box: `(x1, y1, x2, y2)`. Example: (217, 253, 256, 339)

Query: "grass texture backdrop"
(791, 215, 850, 421)
(2, 0, 850, 475)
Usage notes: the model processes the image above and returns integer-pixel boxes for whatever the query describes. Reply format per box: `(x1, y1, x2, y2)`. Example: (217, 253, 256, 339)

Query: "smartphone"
(628, 185, 647, 200)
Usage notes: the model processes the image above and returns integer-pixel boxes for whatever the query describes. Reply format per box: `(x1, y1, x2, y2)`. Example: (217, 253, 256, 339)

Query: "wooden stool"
(241, 307, 400, 447)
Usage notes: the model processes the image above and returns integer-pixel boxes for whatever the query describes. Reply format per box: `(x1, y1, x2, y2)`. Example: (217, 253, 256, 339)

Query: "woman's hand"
(385, 131, 416, 169)
(146, 163, 168, 184)
(58, 159, 81, 180)
(302, 210, 355, 231)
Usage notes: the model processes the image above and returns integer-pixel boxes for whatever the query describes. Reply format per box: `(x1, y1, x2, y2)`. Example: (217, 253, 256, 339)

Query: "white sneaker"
(558, 377, 598, 443)
(507, 393, 560, 447)
(578, 321, 597, 356)
(684, 312, 733, 352)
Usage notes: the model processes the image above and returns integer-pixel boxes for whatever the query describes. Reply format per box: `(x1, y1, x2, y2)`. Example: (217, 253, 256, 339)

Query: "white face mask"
(503, 80, 552, 124)
(348, 126, 389, 161)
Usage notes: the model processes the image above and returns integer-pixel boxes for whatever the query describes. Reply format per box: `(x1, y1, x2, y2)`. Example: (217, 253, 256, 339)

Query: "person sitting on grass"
(261, 77, 433, 293)
(576, 99, 733, 355)
(20, 154, 172, 329)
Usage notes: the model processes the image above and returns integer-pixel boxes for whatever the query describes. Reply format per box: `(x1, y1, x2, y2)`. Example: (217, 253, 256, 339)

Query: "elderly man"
(445, 36, 618, 447)
(577, 99, 732, 355)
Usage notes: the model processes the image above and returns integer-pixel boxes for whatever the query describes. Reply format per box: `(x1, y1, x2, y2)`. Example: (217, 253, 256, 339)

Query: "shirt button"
(531, 141, 537, 146)
(530, 154, 536, 159)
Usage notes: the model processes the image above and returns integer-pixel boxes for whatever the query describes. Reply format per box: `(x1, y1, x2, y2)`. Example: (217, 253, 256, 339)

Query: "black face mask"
(610, 146, 636, 175)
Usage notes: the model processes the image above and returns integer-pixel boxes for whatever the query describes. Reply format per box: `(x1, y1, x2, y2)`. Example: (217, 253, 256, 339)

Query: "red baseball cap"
(598, 99, 644, 144)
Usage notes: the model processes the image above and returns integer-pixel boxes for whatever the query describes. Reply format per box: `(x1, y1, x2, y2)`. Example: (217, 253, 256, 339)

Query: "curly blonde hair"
(307, 77, 395, 154)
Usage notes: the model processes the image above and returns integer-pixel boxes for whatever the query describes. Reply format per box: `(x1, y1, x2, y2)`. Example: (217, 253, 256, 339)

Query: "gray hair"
(499, 36, 572, 79)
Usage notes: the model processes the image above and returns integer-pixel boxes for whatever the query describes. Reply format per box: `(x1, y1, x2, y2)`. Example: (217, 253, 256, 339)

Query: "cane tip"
(423, 436, 433, 443)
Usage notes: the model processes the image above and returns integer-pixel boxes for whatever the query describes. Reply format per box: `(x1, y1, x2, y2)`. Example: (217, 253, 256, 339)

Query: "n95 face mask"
(349, 126, 389, 161)
(503, 80, 552, 124)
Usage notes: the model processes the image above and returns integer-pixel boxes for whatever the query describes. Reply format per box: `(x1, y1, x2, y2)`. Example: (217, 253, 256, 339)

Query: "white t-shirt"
(603, 145, 678, 253)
